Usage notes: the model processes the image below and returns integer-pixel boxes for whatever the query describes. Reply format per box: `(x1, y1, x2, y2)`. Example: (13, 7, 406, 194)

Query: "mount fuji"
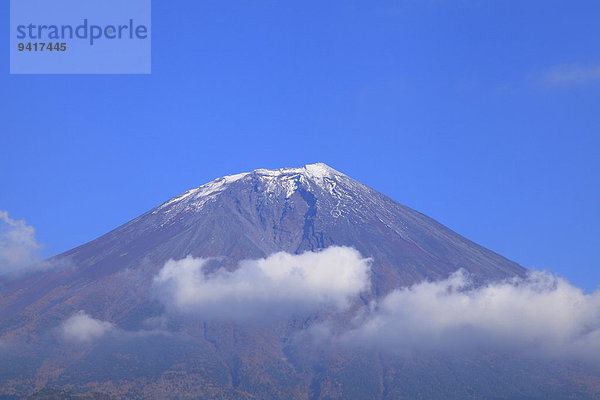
(0, 163, 597, 399)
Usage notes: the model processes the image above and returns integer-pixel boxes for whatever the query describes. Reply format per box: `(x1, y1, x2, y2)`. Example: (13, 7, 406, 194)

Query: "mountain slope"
(2, 163, 524, 317)
(4, 163, 594, 400)
(65, 162, 524, 286)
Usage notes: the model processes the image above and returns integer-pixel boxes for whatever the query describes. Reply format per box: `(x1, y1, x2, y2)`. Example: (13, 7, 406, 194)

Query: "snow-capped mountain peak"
(253, 162, 343, 180)
(155, 163, 346, 214)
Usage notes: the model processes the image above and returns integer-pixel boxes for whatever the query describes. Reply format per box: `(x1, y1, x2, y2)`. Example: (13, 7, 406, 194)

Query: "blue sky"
(1, 1, 598, 290)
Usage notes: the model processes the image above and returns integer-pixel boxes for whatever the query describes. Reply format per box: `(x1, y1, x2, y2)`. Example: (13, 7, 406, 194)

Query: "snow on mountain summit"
(253, 162, 343, 179)
(154, 163, 347, 215)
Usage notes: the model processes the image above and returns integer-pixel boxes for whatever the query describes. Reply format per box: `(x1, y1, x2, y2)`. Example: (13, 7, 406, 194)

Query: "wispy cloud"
(60, 311, 115, 343)
(538, 63, 600, 86)
(336, 270, 600, 361)
(153, 246, 371, 321)
(0, 211, 43, 274)
(58, 311, 172, 344)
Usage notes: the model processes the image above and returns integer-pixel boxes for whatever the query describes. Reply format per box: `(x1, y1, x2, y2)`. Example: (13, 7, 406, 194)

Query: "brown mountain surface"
(0, 164, 597, 399)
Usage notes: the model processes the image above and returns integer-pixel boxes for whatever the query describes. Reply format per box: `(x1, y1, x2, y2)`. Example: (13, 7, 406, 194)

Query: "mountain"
(0, 163, 597, 399)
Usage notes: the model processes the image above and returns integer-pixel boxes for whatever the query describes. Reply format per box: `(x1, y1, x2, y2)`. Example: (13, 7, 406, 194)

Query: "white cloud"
(154, 246, 600, 361)
(339, 270, 600, 361)
(539, 64, 600, 85)
(153, 246, 371, 320)
(61, 311, 115, 343)
(0, 211, 43, 274)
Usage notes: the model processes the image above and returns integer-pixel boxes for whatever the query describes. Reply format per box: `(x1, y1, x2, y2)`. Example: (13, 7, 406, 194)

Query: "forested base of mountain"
(1, 337, 598, 400)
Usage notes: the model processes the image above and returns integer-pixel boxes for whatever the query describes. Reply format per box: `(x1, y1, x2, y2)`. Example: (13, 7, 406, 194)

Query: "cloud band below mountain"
(153, 246, 371, 320)
(337, 270, 600, 361)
